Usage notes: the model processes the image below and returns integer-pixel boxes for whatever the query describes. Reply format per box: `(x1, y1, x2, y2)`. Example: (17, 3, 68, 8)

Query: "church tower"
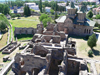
(77, 5, 87, 23)
(67, 2, 76, 19)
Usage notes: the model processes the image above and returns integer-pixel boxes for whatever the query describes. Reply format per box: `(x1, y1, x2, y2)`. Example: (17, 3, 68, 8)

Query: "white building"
(45, 7, 51, 13)
(66, 5, 79, 11)
(57, 3, 66, 7)
(24, 3, 39, 11)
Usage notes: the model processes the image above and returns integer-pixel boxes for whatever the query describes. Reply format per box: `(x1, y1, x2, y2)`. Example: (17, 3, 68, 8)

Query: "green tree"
(11, 14, 16, 19)
(39, 0, 42, 13)
(42, 5, 45, 13)
(24, 5, 31, 16)
(24, 5, 28, 16)
(95, 22, 99, 27)
(54, 12, 58, 20)
(40, 14, 48, 22)
(66, 1, 69, 6)
(0, 4, 4, 13)
(27, 5, 31, 16)
(98, 25, 100, 29)
(87, 10, 93, 18)
(42, 19, 48, 27)
(87, 34, 97, 49)
(88, 50, 93, 57)
(42, 17, 52, 27)
(0, 21, 7, 31)
(96, 14, 100, 19)
(17, 14, 21, 19)
(50, 9, 54, 15)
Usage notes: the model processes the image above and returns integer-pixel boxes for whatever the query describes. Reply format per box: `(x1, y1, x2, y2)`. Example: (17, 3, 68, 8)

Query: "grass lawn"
(0, 32, 8, 49)
(9, 16, 39, 28)
(70, 37, 100, 60)
(9, 16, 40, 41)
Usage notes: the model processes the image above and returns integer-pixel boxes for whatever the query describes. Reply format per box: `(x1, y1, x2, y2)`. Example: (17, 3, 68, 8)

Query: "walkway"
(0, 33, 2, 39)
(85, 58, 100, 75)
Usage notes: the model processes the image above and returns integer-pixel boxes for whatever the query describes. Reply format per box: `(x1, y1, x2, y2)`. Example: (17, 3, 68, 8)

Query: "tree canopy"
(0, 4, 10, 15)
(0, 21, 7, 31)
(50, 9, 54, 15)
(96, 14, 100, 19)
(87, 10, 93, 18)
(39, 14, 52, 27)
(87, 34, 97, 49)
(39, 0, 42, 13)
(24, 5, 31, 16)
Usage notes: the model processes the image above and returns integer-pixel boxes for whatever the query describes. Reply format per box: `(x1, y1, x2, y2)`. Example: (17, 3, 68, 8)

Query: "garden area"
(9, 16, 40, 41)
(70, 36, 100, 60)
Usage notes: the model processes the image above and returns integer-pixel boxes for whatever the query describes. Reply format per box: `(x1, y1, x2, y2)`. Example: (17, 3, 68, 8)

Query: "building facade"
(56, 2, 95, 36)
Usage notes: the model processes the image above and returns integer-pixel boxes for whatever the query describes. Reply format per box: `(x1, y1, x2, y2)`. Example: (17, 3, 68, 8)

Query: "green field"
(9, 16, 39, 28)
(9, 16, 40, 41)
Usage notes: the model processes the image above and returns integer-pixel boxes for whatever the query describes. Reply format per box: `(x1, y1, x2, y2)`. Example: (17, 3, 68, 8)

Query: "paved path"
(0, 33, 2, 39)
(85, 58, 100, 75)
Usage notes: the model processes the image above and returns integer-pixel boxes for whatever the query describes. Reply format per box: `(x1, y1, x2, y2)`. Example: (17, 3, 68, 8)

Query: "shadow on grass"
(92, 49, 100, 56)
(88, 55, 94, 57)
(68, 35, 89, 41)
(15, 34, 33, 41)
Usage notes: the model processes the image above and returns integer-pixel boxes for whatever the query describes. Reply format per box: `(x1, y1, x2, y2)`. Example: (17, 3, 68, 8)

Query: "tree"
(66, 1, 69, 6)
(54, 12, 58, 20)
(88, 50, 93, 57)
(24, 5, 28, 16)
(98, 25, 100, 29)
(42, 17, 52, 27)
(95, 22, 99, 27)
(87, 10, 93, 18)
(24, 5, 31, 16)
(42, 5, 45, 13)
(39, 14, 48, 22)
(11, 14, 16, 19)
(39, 0, 42, 13)
(42, 19, 48, 27)
(87, 34, 97, 49)
(27, 5, 31, 16)
(0, 21, 7, 31)
(50, 9, 54, 15)
(96, 14, 100, 19)
(17, 14, 21, 19)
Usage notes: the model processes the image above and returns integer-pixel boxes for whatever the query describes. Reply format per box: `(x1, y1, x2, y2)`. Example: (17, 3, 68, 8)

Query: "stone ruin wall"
(14, 27, 37, 35)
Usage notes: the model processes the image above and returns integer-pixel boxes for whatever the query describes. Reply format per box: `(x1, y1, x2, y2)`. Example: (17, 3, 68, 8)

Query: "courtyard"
(9, 16, 40, 41)
(71, 36, 100, 60)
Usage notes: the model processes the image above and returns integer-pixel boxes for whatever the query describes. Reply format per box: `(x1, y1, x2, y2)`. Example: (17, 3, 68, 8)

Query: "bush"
(98, 25, 100, 29)
(88, 50, 93, 57)
(96, 14, 100, 19)
(95, 22, 99, 27)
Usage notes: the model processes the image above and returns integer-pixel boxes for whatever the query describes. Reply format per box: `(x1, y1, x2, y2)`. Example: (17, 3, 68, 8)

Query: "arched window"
(89, 30, 91, 34)
(87, 29, 88, 34)
(84, 29, 86, 33)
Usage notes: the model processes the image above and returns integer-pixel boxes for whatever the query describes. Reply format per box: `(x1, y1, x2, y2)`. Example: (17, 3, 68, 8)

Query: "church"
(56, 2, 95, 36)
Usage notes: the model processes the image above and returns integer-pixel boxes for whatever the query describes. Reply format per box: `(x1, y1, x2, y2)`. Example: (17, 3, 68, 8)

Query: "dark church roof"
(56, 16, 95, 27)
